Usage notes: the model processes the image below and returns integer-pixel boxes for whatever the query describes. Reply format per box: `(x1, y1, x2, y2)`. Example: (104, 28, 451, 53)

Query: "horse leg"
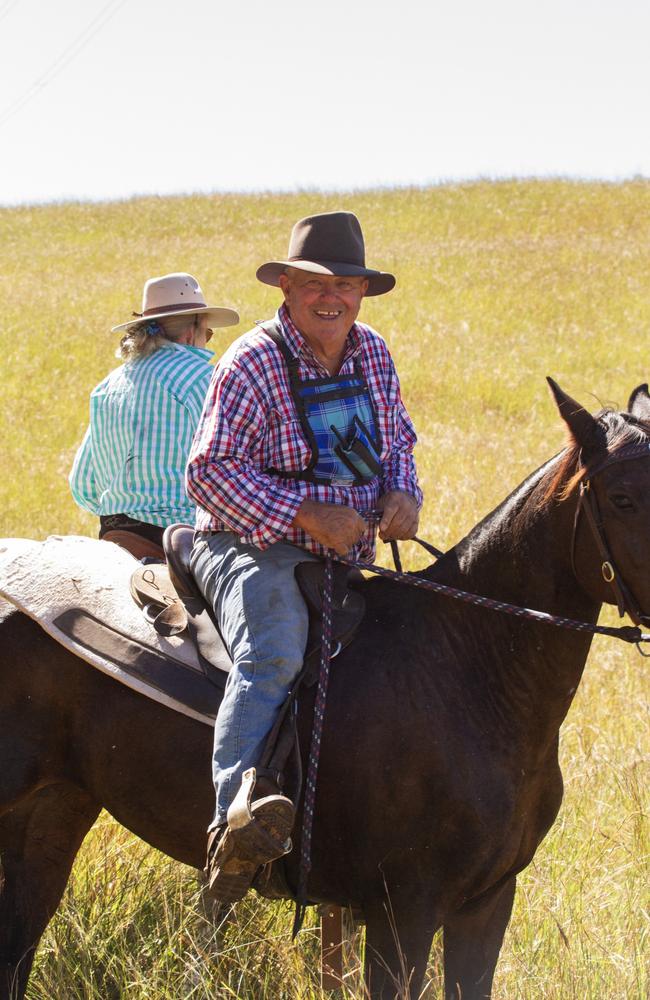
(364, 892, 438, 1000)
(0, 783, 99, 1000)
(442, 876, 517, 1000)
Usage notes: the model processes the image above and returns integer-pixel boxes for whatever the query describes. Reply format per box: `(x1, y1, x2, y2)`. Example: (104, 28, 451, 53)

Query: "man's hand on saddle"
(293, 499, 368, 556)
(377, 490, 419, 542)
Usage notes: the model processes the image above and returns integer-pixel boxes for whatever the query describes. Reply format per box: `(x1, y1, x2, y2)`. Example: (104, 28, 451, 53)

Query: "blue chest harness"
(264, 323, 383, 487)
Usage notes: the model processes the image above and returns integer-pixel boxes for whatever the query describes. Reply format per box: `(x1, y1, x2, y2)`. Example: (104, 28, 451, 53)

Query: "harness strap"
(258, 320, 379, 486)
(578, 483, 629, 618)
(571, 443, 650, 626)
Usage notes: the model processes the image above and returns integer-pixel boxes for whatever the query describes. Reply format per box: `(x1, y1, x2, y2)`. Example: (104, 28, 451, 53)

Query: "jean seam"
(209, 537, 312, 825)
(217, 557, 259, 822)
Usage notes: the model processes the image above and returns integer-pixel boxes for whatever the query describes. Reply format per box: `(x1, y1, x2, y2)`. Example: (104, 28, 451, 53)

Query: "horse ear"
(627, 383, 650, 422)
(546, 377, 600, 449)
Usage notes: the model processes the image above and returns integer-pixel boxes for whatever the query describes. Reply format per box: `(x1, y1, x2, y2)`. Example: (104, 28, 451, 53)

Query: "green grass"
(2, 180, 649, 997)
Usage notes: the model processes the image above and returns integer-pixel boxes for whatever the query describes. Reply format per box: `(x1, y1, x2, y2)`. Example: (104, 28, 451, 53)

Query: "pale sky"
(1, 0, 649, 207)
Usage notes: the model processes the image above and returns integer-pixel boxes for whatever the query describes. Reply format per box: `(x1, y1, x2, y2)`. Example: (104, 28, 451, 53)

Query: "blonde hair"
(117, 313, 198, 361)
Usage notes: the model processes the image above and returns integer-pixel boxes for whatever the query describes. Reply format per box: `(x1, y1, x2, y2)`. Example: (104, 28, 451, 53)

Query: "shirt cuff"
(381, 458, 423, 510)
(237, 486, 305, 549)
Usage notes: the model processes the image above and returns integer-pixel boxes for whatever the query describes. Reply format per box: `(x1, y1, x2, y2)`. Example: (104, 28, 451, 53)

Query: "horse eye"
(609, 493, 634, 511)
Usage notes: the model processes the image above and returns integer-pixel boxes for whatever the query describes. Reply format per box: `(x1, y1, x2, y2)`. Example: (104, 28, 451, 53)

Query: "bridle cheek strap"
(571, 443, 650, 626)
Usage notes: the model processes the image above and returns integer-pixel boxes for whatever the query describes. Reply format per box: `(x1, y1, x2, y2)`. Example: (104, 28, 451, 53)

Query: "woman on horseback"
(69, 272, 239, 559)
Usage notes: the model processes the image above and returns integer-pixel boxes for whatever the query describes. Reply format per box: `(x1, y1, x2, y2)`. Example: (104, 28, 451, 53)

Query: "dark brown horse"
(2, 380, 650, 1000)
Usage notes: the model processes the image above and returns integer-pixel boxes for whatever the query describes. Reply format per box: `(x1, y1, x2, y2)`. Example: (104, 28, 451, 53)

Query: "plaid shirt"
(70, 343, 213, 527)
(186, 305, 422, 559)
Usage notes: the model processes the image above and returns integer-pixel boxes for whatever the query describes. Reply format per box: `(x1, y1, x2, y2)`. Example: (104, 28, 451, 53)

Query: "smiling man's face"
(279, 267, 368, 370)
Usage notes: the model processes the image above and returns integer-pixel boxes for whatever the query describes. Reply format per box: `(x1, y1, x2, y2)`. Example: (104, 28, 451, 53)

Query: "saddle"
(130, 526, 366, 900)
(129, 525, 366, 685)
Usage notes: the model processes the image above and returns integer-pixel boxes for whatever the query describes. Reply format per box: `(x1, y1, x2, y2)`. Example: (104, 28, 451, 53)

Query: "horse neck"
(456, 458, 591, 611)
(437, 457, 599, 746)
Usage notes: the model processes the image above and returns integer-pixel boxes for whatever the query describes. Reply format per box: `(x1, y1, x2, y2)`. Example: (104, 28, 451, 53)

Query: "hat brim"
(256, 260, 395, 297)
(111, 305, 239, 334)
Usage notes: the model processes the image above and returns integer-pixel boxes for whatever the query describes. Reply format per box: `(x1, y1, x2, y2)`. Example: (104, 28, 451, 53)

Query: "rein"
(358, 486, 650, 646)
(336, 551, 650, 645)
(293, 452, 650, 931)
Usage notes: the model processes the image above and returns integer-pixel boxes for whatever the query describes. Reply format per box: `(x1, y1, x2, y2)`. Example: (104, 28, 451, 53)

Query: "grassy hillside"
(1, 181, 649, 998)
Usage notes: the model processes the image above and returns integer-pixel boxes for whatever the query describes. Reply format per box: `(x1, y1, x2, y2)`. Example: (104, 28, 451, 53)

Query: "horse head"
(548, 378, 650, 626)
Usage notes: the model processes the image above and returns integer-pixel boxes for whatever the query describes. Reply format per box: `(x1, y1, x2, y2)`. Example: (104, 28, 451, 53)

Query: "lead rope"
(293, 552, 335, 937)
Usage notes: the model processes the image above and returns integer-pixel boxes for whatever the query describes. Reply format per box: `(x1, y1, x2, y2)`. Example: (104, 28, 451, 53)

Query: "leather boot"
(205, 767, 295, 905)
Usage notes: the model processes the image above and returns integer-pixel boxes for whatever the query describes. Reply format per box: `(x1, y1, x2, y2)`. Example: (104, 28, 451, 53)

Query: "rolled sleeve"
(380, 415, 422, 507)
(378, 363, 422, 508)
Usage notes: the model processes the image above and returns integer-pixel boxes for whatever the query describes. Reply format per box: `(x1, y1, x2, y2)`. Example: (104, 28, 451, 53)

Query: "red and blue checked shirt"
(186, 304, 422, 560)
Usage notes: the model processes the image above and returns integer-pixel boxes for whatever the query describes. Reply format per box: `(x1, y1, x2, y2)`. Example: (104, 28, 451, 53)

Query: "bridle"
(571, 442, 650, 628)
(294, 448, 650, 933)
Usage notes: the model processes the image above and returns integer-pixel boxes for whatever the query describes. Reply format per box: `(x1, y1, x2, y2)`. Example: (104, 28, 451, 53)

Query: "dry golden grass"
(1, 180, 648, 998)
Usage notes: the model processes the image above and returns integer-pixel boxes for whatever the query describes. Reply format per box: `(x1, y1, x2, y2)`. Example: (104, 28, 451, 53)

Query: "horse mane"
(539, 409, 650, 507)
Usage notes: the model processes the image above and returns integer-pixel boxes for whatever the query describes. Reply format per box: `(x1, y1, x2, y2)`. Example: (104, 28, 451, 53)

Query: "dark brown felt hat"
(256, 211, 396, 296)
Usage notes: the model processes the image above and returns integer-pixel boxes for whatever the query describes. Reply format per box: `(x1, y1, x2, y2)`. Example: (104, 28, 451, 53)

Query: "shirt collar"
(189, 345, 214, 361)
(168, 342, 213, 361)
(277, 303, 362, 368)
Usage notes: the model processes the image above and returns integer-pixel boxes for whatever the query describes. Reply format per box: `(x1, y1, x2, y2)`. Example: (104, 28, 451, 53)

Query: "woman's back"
(69, 272, 239, 555)
(72, 342, 214, 527)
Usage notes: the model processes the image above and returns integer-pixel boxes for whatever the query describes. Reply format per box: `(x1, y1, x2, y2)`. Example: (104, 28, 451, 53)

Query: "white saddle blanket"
(0, 534, 221, 726)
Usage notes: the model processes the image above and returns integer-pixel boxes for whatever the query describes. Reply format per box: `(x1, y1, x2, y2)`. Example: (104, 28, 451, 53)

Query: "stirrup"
(205, 768, 295, 904)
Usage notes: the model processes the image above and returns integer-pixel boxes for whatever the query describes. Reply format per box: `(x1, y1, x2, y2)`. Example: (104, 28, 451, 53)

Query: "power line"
(0, 0, 128, 129)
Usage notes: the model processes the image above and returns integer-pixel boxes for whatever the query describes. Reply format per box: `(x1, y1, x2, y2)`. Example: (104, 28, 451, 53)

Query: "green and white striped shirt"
(69, 343, 213, 527)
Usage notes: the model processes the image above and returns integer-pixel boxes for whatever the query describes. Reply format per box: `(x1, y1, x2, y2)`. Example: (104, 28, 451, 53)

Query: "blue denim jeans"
(190, 532, 317, 829)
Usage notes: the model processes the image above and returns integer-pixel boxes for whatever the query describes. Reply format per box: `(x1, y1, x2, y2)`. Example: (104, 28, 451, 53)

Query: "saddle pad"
(0, 535, 225, 726)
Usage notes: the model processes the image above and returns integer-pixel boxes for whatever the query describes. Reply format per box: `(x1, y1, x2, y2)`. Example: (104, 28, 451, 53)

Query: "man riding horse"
(186, 211, 422, 902)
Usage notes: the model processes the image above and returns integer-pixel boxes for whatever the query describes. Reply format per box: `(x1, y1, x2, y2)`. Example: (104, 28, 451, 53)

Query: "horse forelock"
(538, 408, 650, 508)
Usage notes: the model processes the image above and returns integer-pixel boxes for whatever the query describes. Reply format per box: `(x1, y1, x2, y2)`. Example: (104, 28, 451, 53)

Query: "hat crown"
(288, 212, 366, 267)
(142, 273, 207, 315)
(255, 209, 395, 296)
